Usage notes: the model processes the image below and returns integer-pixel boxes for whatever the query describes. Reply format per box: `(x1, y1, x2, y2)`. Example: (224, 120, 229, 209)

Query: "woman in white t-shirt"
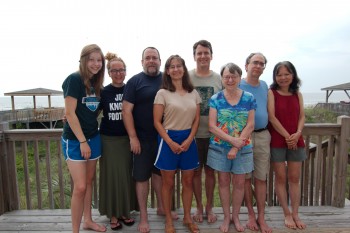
(154, 55, 201, 233)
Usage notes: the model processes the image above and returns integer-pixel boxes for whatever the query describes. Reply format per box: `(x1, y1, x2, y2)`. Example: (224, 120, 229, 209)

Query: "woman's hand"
(180, 138, 192, 152)
(289, 132, 301, 143)
(230, 137, 246, 149)
(80, 142, 91, 159)
(169, 141, 183, 154)
(227, 147, 238, 160)
(285, 134, 298, 150)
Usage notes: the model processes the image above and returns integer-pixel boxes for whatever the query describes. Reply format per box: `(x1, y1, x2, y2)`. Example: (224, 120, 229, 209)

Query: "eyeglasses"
(251, 60, 266, 68)
(222, 75, 240, 81)
(110, 69, 126, 74)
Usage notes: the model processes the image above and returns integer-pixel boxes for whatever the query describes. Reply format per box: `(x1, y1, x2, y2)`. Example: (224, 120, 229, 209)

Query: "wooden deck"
(1, 206, 350, 233)
(0, 107, 64, 128)
(314, 102, 350, 116)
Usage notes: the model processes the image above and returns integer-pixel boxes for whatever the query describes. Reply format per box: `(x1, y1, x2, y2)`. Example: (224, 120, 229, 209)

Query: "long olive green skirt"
(98, 135, 138, 219)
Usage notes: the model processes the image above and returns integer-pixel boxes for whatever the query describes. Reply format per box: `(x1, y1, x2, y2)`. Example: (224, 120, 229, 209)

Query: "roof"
(4, 88, 63, 96)
(321, 82, 350, 91)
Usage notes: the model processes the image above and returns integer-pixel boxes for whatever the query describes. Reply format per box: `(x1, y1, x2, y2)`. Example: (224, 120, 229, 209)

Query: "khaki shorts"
(246, 130, 271, 181)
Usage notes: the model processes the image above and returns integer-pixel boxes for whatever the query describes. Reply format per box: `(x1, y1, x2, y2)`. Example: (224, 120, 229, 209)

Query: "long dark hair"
(270, 61, 301, 94)
(162, 55, 194, 93)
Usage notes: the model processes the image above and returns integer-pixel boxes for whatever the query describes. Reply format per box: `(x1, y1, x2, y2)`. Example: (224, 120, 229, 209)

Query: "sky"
(1, 0, 350, 97)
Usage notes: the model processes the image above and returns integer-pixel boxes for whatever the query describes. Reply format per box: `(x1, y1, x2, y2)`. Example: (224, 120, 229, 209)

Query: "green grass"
(16, 140, 71, 209)
(305, 107, 338, 123)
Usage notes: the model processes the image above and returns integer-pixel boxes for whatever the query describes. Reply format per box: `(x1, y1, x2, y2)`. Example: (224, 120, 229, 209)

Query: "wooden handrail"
(1, 116, 350, 215)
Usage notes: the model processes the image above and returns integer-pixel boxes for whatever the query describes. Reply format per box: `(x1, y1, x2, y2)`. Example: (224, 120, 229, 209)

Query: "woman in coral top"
(267, 61, 306, 230)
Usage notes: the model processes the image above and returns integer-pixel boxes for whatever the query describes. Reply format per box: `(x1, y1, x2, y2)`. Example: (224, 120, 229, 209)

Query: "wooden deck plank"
(0, 206, 349, 232)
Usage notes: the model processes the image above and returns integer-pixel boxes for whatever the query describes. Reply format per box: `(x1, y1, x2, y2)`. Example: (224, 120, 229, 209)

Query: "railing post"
(1, 124, 20, 212)
(332, 115, 350, 207)
(0, 123, 6, 215)
(0, 122, 10, 215)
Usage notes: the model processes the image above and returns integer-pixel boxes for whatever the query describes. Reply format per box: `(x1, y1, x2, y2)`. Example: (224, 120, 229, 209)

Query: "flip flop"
(118, 217, 135, 226)
(110, 220, 123, 231)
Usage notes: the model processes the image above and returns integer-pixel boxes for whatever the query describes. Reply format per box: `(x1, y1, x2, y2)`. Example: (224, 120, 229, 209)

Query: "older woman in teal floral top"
(207, 63, 256, 233)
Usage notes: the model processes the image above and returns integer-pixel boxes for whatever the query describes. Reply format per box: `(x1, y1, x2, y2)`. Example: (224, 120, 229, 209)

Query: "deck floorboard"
(1, 206, 350, 232)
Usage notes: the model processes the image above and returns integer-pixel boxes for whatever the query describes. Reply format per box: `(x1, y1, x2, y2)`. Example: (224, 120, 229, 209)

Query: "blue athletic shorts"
(61, 133, 101, 161)
(207, 143, 254, 174)
(154, 129, 199, 171)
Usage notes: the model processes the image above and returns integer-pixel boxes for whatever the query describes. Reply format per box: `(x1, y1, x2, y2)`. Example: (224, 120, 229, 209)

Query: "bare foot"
(183, 221, 200, 233)
(293, 216, 306, 229)
(257, 218, 272, 233)
(206, 209, 217, 223)
(165, 223, 176, 233)
(284, 215, 296, 229)
(171, 211, 179, 220)
(82, 221, 106, 232)
(192, 209, 203, 223)
(246, 214, 259, 231)
(219, 216, 230, 233)
(232, 216, 245, 232)
(157, 209, 179, 220)
(137, 220, 150, 233)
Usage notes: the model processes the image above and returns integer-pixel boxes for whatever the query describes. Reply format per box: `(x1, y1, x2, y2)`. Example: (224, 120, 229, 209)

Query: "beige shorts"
(245, 130, 271, 181)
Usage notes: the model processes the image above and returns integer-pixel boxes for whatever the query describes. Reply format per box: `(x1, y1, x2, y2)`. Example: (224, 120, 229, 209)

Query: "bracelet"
(297, 130, 302, 133)
(80, 140, 87, 144)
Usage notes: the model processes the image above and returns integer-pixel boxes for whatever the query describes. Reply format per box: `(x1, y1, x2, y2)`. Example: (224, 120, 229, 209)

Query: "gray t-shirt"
(189, 69, 222, 138)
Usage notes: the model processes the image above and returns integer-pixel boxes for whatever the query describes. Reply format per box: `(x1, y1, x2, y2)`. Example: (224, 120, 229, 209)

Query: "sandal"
(118, 217, 135, 226)
(183, 222, 200, 233)
(110, 220, 122, 231)
(165, 223, 176, 233)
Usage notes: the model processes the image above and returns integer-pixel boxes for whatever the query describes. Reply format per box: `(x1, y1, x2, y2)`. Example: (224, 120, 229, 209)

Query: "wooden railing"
(0, 116, 349, 216)
(0, 108, 65, 128)
(315, 102, 350, 116)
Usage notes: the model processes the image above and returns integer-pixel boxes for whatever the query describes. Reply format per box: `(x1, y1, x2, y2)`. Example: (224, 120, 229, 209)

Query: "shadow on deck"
(0, 206, 350, 232)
